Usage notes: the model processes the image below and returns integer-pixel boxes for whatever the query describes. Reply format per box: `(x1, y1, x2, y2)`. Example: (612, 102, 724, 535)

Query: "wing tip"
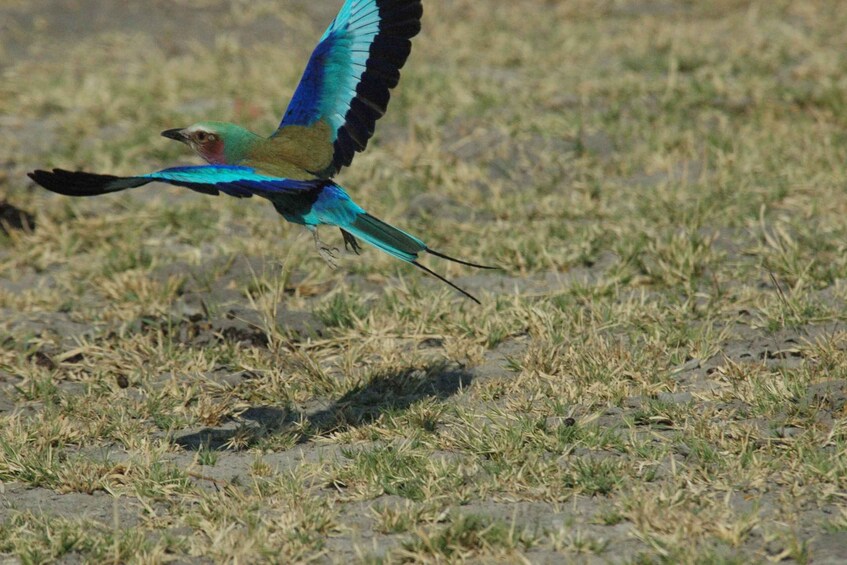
(27, 168, 145, 197)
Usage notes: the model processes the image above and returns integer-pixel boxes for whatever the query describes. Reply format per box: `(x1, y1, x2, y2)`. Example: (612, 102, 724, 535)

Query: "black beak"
(161, 128, 187, 142)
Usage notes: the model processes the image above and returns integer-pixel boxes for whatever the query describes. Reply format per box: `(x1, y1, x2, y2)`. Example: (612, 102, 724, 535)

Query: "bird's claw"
(318, 245, 340, 269)
(311, 227, 341, 268)
(342, 230, 363, 255)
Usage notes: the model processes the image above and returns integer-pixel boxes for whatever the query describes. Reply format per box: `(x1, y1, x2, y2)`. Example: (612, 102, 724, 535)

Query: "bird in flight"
(29, 0, 495, 303)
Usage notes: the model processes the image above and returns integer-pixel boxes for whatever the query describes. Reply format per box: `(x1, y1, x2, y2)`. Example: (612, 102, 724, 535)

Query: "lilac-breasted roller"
(28, 0, 494, 303)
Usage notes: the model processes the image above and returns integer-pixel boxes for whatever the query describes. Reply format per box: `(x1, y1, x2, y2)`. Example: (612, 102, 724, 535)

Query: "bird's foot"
(318, 245, 340, 269)
(312, 228, 340, 269)
(341, 230, 362, 255)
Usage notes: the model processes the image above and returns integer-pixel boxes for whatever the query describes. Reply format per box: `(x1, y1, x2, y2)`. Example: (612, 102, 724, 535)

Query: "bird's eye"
(195, 131, 208, 142)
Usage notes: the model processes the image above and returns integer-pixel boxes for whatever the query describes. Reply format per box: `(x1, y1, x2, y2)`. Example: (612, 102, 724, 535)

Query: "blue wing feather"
(28, 165, 316, 201)
(143, 166, 316, 198)
(280, 39, 338, 127)
(276, 0, 422, 176)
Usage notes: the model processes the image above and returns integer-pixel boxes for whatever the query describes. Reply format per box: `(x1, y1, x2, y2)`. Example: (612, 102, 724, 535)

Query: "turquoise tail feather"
(342, 213, 426, 263)
(340, 212, 497, 305)
(304, 183, 496, 303)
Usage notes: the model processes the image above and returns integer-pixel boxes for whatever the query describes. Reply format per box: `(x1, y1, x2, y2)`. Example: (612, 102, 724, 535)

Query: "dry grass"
(2, 0, 847, 562)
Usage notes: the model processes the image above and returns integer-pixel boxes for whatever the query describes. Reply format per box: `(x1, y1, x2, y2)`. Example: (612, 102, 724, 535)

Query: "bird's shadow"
(175, 361, 472, 451)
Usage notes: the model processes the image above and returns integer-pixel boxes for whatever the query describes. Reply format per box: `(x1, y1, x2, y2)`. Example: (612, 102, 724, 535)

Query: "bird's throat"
(198, 139, 226, 165)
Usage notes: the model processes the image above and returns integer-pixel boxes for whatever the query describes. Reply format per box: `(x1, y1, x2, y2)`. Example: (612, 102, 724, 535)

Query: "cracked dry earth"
(2, 0, 847, 563)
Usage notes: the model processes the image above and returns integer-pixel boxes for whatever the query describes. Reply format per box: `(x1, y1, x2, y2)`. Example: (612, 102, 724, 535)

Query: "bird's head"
(161, 121, 259, 165)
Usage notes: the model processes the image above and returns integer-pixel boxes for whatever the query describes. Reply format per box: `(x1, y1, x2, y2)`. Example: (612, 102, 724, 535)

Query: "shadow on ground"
(175, 362, 472, 450)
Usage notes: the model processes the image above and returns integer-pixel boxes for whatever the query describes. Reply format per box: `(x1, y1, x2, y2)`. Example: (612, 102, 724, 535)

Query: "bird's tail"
(343, 212, 497, 304)
(345, 213, 426, 263)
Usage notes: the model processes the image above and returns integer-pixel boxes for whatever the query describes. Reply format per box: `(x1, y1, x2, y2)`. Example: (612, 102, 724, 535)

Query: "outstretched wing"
(28, 166, 317, 199)
(273, 0, 422, 177)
